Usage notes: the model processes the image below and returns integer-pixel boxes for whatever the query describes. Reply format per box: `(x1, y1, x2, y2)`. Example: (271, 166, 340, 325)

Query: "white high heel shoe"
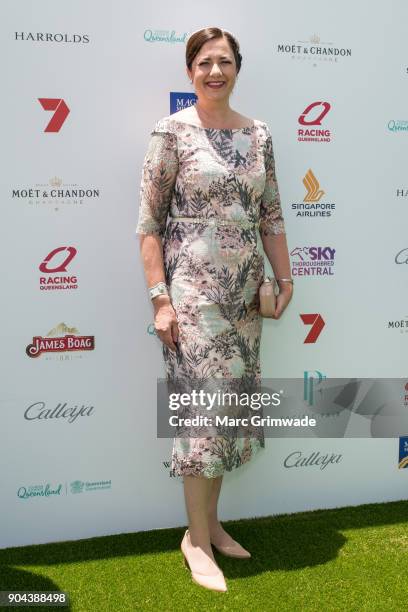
(181, 529, 228, 593)
(211, 538, 251, 559)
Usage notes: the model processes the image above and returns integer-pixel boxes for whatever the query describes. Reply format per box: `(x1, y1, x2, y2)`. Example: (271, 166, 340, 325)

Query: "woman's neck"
(193, 101, 236, 126)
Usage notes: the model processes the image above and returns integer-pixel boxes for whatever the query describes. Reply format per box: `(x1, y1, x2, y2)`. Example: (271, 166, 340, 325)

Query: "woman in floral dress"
(136, 26, 293, 592)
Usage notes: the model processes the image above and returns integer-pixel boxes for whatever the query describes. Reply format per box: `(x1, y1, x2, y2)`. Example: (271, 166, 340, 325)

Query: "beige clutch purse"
(259, 276, 277, 317)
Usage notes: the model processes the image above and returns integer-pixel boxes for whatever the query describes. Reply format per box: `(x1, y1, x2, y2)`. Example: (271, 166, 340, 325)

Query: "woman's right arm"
(136, 127, 179, 351)
(139, 233, 178, 351)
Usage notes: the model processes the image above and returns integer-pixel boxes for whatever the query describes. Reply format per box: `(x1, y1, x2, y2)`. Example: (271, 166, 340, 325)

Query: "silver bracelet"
(149, 281, 168, 300)
(277, 278, 294, 284)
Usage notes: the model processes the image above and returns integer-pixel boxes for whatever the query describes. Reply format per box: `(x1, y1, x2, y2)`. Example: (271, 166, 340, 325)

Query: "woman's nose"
(209, 64, 222, 76)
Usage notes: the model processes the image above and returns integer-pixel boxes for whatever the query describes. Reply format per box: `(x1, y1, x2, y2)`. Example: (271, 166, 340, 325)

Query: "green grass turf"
(1, 499, 407, 611)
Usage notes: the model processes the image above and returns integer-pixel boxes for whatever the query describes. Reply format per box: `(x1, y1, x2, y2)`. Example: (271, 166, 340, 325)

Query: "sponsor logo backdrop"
(1, 0, 407, 548)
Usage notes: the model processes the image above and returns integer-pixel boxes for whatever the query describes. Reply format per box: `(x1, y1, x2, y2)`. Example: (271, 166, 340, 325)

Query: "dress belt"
(169, 215, 258, 229)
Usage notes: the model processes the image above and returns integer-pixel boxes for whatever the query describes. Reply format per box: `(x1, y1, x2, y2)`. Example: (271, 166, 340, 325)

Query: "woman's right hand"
(153, 295, 179, 352)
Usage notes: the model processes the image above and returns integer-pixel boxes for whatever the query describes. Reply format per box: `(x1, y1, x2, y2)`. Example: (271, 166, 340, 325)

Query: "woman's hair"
(186, 27, 242, 75)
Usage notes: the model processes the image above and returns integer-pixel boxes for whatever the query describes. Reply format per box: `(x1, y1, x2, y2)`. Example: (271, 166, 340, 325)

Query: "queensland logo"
(25, 323, 95, 358)
(17, 483, 62, 499)
(398, 436, 408, 468)
(144, 29, 188, 43)
(12, 176, 101, 211)
(291, 169, 335, 217)
(170, 91, 197, 114)
(39, 246, 78, 291)
(147, 323, 157, 336)
(277, 34, 351, 65)
(300, 314, 325, 343)
(291, 246, 335, 276)
(388, 120, 408, 133)
(298, 102, 332, 142)
(70, 479, 111, 492)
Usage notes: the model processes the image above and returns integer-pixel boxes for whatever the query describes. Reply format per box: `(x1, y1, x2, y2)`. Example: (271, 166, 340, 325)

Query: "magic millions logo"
(12, 176, 100, 211)
(291, 246, 335, 277)
(25, 323, 95, 359)
(170, 91, 197, 114)
(277, 33, 351, 65)
(291, 168, 336, 217)
(398, 436, 408, 469)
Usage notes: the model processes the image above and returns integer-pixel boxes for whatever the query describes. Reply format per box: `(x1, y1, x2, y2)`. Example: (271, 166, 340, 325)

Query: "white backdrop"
(1, 0, 408, 549)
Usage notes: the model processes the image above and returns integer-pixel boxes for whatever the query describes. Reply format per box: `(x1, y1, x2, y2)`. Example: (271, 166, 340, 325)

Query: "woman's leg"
(207, 476, 250, 553)
(207, 476, 234, 546)
(183, 474, 217, 562)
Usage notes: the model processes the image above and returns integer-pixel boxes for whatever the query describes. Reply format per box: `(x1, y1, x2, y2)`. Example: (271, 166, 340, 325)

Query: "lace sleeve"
(135, 124, 178, 238)
(259, 125, 286, 236)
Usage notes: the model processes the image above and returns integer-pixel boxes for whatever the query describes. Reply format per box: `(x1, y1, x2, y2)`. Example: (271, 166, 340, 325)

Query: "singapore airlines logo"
(38, 98, 70, 132)
(303, 169, 325, 202)
(291, 170, 335, 217)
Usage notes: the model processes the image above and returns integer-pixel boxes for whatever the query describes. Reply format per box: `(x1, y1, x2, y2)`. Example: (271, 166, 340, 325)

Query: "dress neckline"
(169, 117, 258, 133)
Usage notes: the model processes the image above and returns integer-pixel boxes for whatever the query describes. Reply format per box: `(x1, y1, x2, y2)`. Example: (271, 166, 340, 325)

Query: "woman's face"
(187, 37, 237, 102)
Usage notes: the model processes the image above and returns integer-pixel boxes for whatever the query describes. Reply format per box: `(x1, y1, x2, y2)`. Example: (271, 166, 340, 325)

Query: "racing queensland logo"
(298, 101, 332, 142)
(25, 323, 95, 359)
(39, 246, 78, 291)
(291, 246, 335, 277)
(398, 436, 408, 468)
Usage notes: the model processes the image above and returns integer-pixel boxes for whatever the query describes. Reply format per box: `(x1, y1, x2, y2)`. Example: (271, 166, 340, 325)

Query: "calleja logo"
(395, 248, 408, 263)
(24, 401, 95, 423)
(284, 450, 342, 470)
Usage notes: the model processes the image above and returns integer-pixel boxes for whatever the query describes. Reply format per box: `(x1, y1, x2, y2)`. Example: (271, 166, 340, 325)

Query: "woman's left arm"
(259, 125, 293, 319)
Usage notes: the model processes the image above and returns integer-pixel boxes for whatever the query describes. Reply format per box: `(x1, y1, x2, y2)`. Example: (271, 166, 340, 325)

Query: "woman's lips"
(206, 82, 225, 89)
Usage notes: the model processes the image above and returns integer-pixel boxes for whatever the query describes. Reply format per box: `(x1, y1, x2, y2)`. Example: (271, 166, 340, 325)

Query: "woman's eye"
(199, 60, 231, 66)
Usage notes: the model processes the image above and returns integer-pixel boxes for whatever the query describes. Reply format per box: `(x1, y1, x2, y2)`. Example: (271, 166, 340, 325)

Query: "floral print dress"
(136, 113, 286, 478)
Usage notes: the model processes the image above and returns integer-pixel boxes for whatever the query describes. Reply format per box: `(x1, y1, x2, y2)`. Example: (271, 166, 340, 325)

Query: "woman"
(136, 26, 293, 593)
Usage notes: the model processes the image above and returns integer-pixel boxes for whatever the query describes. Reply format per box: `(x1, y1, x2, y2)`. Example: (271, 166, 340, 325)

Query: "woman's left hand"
(273, 285, 293, 319)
